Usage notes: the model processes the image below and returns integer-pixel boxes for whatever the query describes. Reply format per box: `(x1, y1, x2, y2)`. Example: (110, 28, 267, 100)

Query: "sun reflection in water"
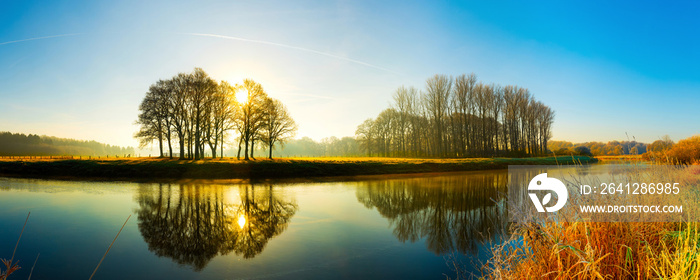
(238, 214, 246, 228)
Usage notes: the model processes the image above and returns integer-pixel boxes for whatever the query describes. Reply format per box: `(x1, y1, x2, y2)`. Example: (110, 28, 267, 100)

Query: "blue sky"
(1, 0, 698, 148)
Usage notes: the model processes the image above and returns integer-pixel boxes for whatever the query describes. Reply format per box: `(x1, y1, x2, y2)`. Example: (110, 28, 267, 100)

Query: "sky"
(0, 0, 699, 149)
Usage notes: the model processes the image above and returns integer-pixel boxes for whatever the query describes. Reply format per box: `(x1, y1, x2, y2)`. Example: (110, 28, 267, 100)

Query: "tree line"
(0, 131, 134, 156)
(135, 68, 297, 160)
(355, 74, 555, 158)
(165, 136, 360, 158)
(273, 136, 361, 157)
(548, 140, 649, 156)
(642, 135, 700, 164)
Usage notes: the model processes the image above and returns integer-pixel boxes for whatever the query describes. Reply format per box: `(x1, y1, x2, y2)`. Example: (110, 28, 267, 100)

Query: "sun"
(223, 72, 248, 103)
(235, 88, 248, 104)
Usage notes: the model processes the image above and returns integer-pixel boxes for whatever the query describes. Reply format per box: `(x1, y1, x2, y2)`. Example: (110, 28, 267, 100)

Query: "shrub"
(553, 148, 571, 156)
(573, 146, 593, 156)
(666, 135, 700, 164)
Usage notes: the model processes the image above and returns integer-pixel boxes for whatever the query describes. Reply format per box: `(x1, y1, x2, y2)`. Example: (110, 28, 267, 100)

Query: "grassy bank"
(0, 156, 596, 180)
(596, 154, 645, 161)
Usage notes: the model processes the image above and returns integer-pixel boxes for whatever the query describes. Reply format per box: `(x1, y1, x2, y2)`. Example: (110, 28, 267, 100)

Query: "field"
(0, 155, 597, 181)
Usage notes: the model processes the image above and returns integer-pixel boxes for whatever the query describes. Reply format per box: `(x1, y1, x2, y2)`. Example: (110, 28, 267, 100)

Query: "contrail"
(0, 33, 82, 46)
(279, 92, 338, 100)
(0, 32, 399, 74)
(183, 32, 399, 74)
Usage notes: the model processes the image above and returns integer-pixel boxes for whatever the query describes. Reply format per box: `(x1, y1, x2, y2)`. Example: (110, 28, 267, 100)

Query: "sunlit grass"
(595, 155, 645, 161)
(484, 165, 700, 279)
(486, 222, 700, 279)
(0, 155, 596, 180)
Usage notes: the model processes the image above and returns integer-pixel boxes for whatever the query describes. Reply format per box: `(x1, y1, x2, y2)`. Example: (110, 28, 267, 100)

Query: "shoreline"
(0, 156, 598, 182)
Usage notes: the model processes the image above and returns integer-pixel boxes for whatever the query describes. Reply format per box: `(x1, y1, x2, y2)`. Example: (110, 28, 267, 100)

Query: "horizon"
(1, 1, 699, 148)
(0, 129, 686, 152)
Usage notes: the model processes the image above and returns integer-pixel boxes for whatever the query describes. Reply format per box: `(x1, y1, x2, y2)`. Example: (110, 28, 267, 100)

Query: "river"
(0, 171, 508, 279)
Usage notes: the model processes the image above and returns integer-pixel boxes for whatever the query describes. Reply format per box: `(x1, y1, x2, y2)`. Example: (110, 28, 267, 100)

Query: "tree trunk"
(251, 140, 256, 159)
(209, 142, 217, 158)
(194, 128, 200, 160)
(168, 138, 173, 159)
(244, 137, 249, 160)
(268, 140, 274, 159)
(179, 136, 185, 160)
(187, 130, 192, 159)
(237, 137, 242, 160)
(158, 130, 164, 157)
(166, 127, 173, 158)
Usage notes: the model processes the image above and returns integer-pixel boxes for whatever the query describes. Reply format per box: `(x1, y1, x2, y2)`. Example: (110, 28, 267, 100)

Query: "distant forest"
(271, 138, 652, 158)
(199, 136, 360, 158)
(275, 136, 360, 157)
(548, 140, 648, 156)
(0, 132, 135, 156)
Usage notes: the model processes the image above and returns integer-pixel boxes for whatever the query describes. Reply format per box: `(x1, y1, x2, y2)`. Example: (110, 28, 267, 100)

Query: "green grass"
(0, 156, 597, 180)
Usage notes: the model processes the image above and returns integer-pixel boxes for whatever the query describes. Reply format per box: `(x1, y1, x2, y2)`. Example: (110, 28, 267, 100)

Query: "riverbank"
(0, 156, 597, 180)
(595, 154, 645, 161)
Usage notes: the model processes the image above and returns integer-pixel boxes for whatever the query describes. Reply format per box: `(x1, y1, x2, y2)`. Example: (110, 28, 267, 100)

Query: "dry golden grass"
(487, 222, 700, 279)
(487, 221, 678, 279)
(485, 165, 700, 279)
(595, 155, 645, 161)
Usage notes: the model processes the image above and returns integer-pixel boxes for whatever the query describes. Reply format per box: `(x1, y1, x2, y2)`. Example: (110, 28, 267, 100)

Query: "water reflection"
(355, 172, 508, 255)
(135, 184, 297, 271)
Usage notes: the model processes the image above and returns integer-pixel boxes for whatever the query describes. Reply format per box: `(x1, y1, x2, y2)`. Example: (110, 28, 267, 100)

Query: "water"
(0, 172, 508, 279)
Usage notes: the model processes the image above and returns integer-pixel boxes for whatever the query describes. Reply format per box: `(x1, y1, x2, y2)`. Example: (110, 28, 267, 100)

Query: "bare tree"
(186, 68, 218, 160)
(423, 75, 453, 157)
(392, 86, 412, 156)
(355, 118, 376, 157)
(135, 91, 161, 155)
(204, 81, 238, 158)
(237, 79, 268, 160)
(453, 74, 477, 157)
(261, 98, 297, 159)
(136, 80, 173, 157)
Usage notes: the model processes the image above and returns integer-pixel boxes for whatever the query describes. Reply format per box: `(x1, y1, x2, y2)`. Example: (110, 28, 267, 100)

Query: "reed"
(484, 165, 700, 279)
(89, 215, 131, 280)
(0, 212, 30, 280)
(1, 213, 131, 280)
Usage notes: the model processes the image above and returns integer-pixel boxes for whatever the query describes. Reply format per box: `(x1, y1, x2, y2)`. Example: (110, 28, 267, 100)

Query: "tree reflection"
(356, 172, 508, 255)
(135, 183, 297, 271)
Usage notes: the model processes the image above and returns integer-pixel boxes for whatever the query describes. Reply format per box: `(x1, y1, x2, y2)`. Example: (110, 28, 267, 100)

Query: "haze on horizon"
(1, 0, 698, 149)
